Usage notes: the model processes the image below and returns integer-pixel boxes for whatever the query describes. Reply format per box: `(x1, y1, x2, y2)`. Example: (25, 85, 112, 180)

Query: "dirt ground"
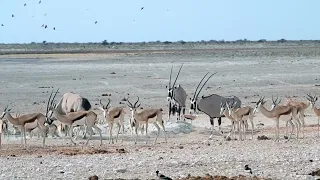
(0, 44, 320, 180)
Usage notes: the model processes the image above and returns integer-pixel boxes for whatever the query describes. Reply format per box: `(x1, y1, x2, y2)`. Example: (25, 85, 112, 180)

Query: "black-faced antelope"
(127, 96, 167, 144)
(189, 72, 242, 139)
(305, 94, 320, 137)
(98, 99, 126, 144)
(166, 64, 187, 121)
(47, 88, 102, 146)
(0, 106, 49, 148)
(253, 96, 301, 141)
(225, 99, 255, 140)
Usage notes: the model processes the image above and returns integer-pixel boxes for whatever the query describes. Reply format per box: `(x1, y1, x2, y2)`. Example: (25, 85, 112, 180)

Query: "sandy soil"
(0, 45, 320, 180)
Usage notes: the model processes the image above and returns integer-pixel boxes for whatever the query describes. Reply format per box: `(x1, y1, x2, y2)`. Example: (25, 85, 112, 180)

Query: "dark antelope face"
(0, 105, 11, 119)
(253, 96, 266, 114)
(189, 98, 197, 114)
(45, 88, 59, 124)
(189, 72, 217, 114)
(166, 64, 184, 102)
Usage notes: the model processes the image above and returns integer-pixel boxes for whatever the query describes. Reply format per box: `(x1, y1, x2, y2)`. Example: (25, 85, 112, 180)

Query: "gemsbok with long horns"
(166, 63, 187, 121)
(189, 72, 242, 139)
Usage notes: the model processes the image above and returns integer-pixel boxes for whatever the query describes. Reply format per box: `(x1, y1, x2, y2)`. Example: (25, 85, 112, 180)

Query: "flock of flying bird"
(0, 63, 320, 149)
(0, 2, 146, 31)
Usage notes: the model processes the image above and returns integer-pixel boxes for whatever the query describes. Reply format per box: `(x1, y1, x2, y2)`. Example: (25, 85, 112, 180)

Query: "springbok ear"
(165, 85, 168, 89)
(7, 108, 11, 112)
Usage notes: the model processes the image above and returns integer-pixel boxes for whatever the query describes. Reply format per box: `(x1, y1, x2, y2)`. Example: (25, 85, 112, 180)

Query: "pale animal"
(98, 99, 126, 144)
(127, 96, 167, 144)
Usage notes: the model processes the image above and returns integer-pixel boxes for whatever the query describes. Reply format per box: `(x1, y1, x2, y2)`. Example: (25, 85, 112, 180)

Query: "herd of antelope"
(0, 64, 320, 149)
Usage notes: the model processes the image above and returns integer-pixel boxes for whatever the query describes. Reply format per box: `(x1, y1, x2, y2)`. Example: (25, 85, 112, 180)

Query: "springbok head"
(219, 100, 227, 116)
(189, 72, 217, 114)
(270, 95, 281, 110)
(253, 96, 266, 114)
(45, 88, 59, 124)
(166, 64, 183, 102)
(225, 98, 238, 116)
(98, 98, 111, 119)
(127, 96, 141, 115)
(306, 93, 318, 108)
(0, 105, 11, 119)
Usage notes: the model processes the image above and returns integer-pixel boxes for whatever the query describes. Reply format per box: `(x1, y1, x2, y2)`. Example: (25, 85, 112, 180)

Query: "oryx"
(48, 92, 92, 139)
(166, 63, 187, 121)
(189, 72, 242, 139)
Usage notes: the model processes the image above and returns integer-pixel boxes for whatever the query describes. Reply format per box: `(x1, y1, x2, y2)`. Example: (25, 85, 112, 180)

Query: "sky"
(0, 0, 319, 43)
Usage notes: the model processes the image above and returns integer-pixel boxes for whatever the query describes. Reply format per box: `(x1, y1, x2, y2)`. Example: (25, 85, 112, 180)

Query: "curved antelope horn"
(3, 105, 8, 111)
(195, 72, 217, 99)
(172, 63, 184, 88)
(193, 72, 209, 99)
(127, 97, 133, 107)
(106, 98, 111, 108)
(168, 65, 173, 88)
(99, 99, 104, 107)
(133, 96, 140, 107)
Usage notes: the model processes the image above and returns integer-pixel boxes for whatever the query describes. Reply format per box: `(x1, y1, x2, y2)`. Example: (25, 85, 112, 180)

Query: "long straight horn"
(172, 63, 184, 88)
(46, 89, 54, 114)
(193, 72, 209, 99)
(50, 88, 60, 105)
(168, 65, 173, 88)
(195, 72, 217, 99)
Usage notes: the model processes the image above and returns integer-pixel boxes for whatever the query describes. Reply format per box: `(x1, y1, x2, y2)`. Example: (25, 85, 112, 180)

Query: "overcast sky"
(0, 0, 319, 43)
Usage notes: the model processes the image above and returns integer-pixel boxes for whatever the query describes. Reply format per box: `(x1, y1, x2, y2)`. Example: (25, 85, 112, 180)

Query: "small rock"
(110, 72, 116, 74)
(114, 168, 127, 173)
(178, 146, 184, 149)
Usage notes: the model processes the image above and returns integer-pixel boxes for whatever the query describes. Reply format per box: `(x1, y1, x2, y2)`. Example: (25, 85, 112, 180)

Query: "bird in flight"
(41, 24, 44, 27)
(53, 27, 55, 30)
(1, 24, 4, 27)
(39, 0, 41, 4)
(24, 3, 27, 6)
(45, 25, 47, 29)
(95, 21, 98, 24)
(141, 7, 144, 10)
(12, 14, 14, 18)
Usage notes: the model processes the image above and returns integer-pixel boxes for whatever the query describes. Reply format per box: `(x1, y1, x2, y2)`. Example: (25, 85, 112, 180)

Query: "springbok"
(225, 99, 255, 140)
(281, 95, 310, 138)
(0, 106, 49, 148)
(305, 94, 320, 137)
(189, 72, 242, 139)
(166, 64, 187, 121)
(51, 91, 92, 140)
(98, 99, 126, 144)
(253, 96, 301, 141)
(47, 88, 102, 146)
(127, 96, 167, 144)
(270, 96, 301, 139)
